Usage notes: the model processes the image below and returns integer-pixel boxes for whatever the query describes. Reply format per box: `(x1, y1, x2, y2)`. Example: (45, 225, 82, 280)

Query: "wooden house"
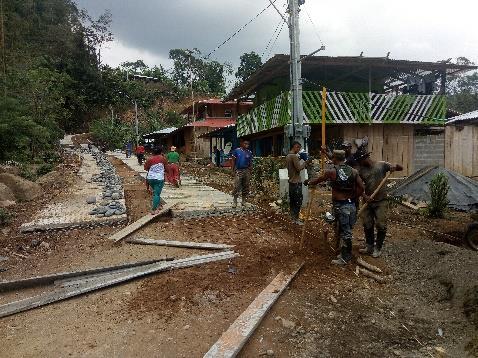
(225, 55, 476, 176)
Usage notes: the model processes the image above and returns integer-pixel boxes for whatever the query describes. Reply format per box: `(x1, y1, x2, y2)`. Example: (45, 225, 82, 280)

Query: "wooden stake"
(300, 87, 327, 249)
(358, 172, 391, 216)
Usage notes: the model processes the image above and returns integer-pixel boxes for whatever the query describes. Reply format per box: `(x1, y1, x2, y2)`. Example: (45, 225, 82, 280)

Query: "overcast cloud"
(75, 0, 478, 73)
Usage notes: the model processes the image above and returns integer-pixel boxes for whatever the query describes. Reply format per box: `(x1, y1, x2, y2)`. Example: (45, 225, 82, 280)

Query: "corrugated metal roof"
(187, 119, 235, 128)
(143, 127, 178, 137)
(198, 124, 236, 138)
(446, 110, 478, 124)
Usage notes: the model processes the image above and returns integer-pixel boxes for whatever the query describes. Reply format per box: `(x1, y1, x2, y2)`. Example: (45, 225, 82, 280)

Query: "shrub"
(0, 208, 12, 226)
(19, 165, 37, 181)
(427, 173, 449, 218)
(36, 163, 54, 176)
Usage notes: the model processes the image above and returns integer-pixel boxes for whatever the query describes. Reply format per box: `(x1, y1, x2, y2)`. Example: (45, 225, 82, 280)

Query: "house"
(445, 110, 478, 177)
(144, 99, 252, 158)
(225, 55, 476, 176)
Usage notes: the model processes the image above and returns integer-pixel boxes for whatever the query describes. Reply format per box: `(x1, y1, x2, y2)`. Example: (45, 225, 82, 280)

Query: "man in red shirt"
(136, 143, 145, 165)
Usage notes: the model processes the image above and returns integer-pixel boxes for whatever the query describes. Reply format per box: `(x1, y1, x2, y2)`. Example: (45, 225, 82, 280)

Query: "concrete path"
(21, 152, 127, 232)
(109, 152, 255, 218)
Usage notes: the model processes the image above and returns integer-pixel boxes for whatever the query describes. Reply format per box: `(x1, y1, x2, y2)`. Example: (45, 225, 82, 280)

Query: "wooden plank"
(0, 251, 238, 319)
(127, 237, 234, 250)
(444, 126, 453, 170)
(0, 258, 171, 292)
(203, 264, 303, 358)
(110, 204, 174, 243)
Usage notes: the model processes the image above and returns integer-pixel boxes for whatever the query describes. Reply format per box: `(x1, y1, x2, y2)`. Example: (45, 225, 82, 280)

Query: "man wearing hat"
(322, 140, 358, 168)
(305, 150, 364, 265)
(354, 149, 403, 257)
(166, 146, 180, 187)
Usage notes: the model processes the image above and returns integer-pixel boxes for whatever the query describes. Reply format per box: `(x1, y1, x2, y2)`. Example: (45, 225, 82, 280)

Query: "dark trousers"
(334, 200, 357, 262)
(137, 153, 144, 165)
(289, 182, 303, 220)
(361, 200, 388, 249)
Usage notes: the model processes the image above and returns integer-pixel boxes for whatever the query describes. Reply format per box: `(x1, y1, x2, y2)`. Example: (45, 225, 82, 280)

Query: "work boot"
(331, 256, 348, 266)
(364, 227, 375, 248)
(359, 244, 374, 255)
(241, 197, 247, 207)
(232, 197, 238, 208)
(376, 230, 387, 250)
(372, 247, 382, 258)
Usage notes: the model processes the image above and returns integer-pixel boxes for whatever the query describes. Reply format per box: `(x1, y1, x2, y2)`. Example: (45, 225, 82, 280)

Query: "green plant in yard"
(251, 157, 280, 192)
(19, 165, 37, 182)
(0, 208, 12, 226)
(37, 163, 55, 176)
(427, 173, 449, 218)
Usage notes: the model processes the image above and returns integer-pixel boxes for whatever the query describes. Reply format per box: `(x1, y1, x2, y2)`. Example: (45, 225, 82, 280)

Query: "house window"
(224, 109, 232, 118)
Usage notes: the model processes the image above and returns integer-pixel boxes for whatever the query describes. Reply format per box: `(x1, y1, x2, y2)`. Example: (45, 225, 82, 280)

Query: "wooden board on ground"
(0, 258, 171, 292)
(110, 204, 174, 243)
(0, 251, 238, 319)
(203, 263, 303, 358)
(127, 237, 234, 250)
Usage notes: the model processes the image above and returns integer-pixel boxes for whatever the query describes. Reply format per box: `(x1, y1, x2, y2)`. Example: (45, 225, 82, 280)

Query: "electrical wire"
(261, 18, 284, 59)
(303, 7, 324, 48)
(264, 19, 286, 61)
(205, 0, 279, 59)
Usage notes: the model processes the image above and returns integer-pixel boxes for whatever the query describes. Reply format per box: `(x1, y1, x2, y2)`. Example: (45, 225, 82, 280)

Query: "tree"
(446, 57, 478, 113)
(169, 48, 228, 95)
(235, 52, 263, 83)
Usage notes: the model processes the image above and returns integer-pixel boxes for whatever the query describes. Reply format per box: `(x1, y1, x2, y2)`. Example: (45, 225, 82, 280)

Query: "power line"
(265, 20, 286, 60)
(205, 0, 279, 59)
(303, 7, 324, 47)
(261, 18, 283, 59)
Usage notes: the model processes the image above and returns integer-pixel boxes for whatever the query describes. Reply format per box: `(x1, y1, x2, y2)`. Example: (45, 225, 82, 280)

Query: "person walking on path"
(136, 143, 146, 165)
(286, 141, 310, 225)
(125, 141, 133, 158)
(213, 146, 221, 167)
(166, 146, 181, 187)
(231, 139, 253, 208)
(305, 150, 365, 265)
(354, 149, 403, 258)
(144, 146, 168, 215)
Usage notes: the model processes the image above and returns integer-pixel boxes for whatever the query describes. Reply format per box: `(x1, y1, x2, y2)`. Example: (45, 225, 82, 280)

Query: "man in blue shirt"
(231, 139, 253, 208)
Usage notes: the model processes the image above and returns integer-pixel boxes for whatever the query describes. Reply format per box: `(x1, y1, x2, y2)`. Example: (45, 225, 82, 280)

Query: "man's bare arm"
(306, 169, 333, 186)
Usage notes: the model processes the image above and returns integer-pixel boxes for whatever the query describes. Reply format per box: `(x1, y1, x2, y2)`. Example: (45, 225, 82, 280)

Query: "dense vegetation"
(0, 0, 235, 159)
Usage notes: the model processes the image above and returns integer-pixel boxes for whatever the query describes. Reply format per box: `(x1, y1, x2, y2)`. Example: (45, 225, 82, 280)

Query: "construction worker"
(231, 139, 252, 208)
(354, 149, 403, 258)
(321, 141, 358, 168)
(286, 141, 310, 225)
(305, 150, 364, 265)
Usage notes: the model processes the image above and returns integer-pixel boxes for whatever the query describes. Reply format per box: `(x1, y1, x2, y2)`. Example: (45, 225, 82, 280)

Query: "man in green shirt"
(166, 146, 180, 187)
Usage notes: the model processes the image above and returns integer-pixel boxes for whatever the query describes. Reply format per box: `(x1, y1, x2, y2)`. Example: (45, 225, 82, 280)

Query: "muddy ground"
(0, 156, 476, 357)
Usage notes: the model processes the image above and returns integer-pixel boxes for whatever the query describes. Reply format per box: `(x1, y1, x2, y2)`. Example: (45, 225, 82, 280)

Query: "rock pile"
(88, 149, 126, 217)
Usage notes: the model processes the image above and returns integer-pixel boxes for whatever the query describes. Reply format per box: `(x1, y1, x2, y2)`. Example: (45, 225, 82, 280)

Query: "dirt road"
(0, 157, 476, 357)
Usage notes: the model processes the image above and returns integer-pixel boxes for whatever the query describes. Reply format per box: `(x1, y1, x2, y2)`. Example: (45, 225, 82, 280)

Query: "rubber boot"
(373, 230, 386, 258)
(359, 228, 375, 255)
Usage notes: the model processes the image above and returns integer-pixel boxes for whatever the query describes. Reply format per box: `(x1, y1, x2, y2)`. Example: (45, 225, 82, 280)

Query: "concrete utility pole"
(285, 0, 309, 151)
(134, 100, 139, 144)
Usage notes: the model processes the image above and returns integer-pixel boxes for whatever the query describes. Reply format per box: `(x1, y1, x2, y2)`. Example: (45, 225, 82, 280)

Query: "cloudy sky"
(75, 0, 478, 72)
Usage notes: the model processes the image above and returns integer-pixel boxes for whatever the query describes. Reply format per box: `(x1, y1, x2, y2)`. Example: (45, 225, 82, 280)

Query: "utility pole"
(134, 100, 138, 145)
(285, 0, 309, 151)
